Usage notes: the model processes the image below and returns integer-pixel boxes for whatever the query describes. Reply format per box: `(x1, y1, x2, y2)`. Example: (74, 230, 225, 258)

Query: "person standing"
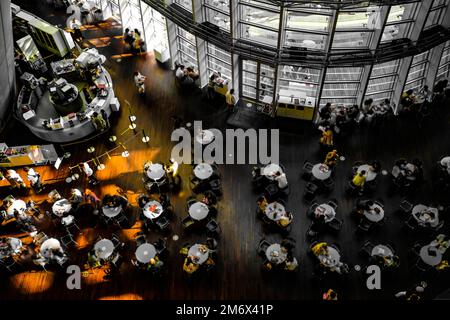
(91, 112, 107, 131)
(100, 109, 109, 128)
(225, 88, 236, 115)
(83, 162, 98, 186)
(24, 167, 44, 193)
(123, 28, 135, 50)
(70, 18, 83, 42)
(134, 71, 146, 94)
(207, 73, 217, 100)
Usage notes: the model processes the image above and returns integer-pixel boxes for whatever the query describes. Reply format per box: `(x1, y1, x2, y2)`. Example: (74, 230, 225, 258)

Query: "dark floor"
(1, 0, 450, 300)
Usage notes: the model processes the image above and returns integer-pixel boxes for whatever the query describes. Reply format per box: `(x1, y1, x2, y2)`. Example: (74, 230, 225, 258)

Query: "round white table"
(146, 163, 166, 181)
(188, 244, 210, 265)
(312, 163, 331, 180)
(262, 163, 283, 180)
(188, 202, 209, 221)
(264, 202, 286, 221)
(420, 245, 442, 266)
(371, 245, 393, 257)
(40, 238, 62, 259)
(357, 164, 377, 182)
(102, 205, 122, 218)
(363, 204, 385, 222)
(143, 200, 163, 219)
(94, 239, 115, 259)
(302, 39, 316, 48)
(412, 205, 439, 228)
(314, 204, 336, 223)
(194, 163, 214, 180)
(135, 243, 156, 263)
(318, 247, 341, 268)
(6, 199, 27, 218)
(52, 199, 72, 217)
(266, 243, 288, 265)
(195, 130, 215, 145)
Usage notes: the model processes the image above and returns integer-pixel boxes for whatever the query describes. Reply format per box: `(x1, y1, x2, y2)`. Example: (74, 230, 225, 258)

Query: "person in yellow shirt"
(311, 242, 328, 256)
(225, 89, 236, 115)
(352, 170, 366, 190)
(324, 149, 339, 167)
(277, 212, 293, 228)
(183, 256, 199, 275)
(319, 126, 333, 147)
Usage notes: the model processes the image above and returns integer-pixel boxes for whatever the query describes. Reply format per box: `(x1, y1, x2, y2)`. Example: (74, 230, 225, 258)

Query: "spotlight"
(97, 164, 106, 170)
(109, 135, 117, 142)
(121, 150, 129, 158)
(129, 115, 137, 122)
(141, 129, 150, 143)
(87, 147, 95, 153)
(129, 123, 137, 130)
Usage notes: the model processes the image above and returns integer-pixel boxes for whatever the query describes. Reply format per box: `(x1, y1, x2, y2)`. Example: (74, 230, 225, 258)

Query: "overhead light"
(121, 150, 129, 158)
(97, 164, 106, 170)
(109, 135, 117, 142)
(129, 115, 137, 122)
(87, 147, 95, 153)
(129, 123, 137, 130)
(142, 129, 150, 143)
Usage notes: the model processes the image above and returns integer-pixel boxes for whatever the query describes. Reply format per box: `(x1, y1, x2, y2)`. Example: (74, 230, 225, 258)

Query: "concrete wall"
(0, 0, 16, 132)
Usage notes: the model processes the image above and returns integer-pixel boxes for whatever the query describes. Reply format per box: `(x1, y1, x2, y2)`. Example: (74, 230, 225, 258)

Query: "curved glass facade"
(112, 0, 450, 116)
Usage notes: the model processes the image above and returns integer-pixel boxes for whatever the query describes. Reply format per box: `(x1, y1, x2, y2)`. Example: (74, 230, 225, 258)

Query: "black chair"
(307, 202, 319, 218)
(360, 240, 375, 257)
(111, 234, 124, 251)
(302, 161, 314, 180)
(209, 179, 222, 197)
(404, 216, 417, 231)
(154, 238, 167, 256)
(206, 219, 221, 236)
(181, 215, 195, 230)
(0, 256, 22, 272)
(186, 197, 197, 210)
(415, 259, 432, 272)
(357, 219, 372, 233)
(257, 239, 271, 257)
(135, 234, 147, 247)
(264, 183, 279, 201)
(61, 232, 78, 248)
(206, 237, 218, 251)
(328, 218, 343, 232)
(322, 178, 335, 192)
(155, 216, 171, 232)
(114, 213, 129, 227)
(327, 199, 338, 210)
(303, 182, 318, 201)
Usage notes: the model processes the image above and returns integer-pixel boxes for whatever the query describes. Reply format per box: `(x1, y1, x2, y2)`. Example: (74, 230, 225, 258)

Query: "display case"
(0, 143, 59, 168)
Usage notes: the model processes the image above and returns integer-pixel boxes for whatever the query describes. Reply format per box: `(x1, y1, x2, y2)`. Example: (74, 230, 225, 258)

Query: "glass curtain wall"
(239, 0, 280, 46)
(203, 0, 230, 32)
(381, 3, 418, 42)
(284, 6, 331, 51)
(141, 2, 169, 51)
(365, 59, 401, 103)
(176, 26, 199, 69)
(278, 65, 320, 101)
(437, 41, 450, 80)
(320, 67, 364, 106)
(404, 51, 430, 91)
(174, 0, 193, 12)
(119, 0, 144, 34)
(424, 0, 449, 29)
(206, 43, 232, 80)
(98, 0, 121, 21)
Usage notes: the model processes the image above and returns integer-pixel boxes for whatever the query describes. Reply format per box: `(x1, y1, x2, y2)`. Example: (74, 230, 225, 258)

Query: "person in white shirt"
(24, 167, 44, 193)
(69, 18, 83, 41)
(175, 65, 186, 81)
(83, 162, 98, 185)
(134, 71, 146, 94)
(440, 156, 450, 174)
(274, 171, 288, 189)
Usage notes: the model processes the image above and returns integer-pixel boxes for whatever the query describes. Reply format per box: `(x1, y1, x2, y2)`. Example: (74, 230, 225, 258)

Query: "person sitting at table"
(311, 242, 328, 257)
(324, 149, 339, 168)
(435, 234, 449, 251)
(277, 211, 293, 228)
(323, 289, 338, 300)
(284, 253, 298, 272)
(383, 255, 400, 269)
(274, 171, 288, 190)
(86, 249, 102, 268)
(147, 257, 164, 274)
(319, 126, 334, 148)
(281, 238, 296, 253)
(69, 188, 83, 209)
(440, 156, 450, 175)
(395, 281, 427, 300)
(352, 170, 366, 192)
(183, 256, 199, 275)
(175, 65, 186, 81)
(84, 189, 101, 212)
(256, 195, 268, 215)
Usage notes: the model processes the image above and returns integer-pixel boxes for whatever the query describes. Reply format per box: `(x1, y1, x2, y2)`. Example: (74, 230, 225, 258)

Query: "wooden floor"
(1, 0, 450, 300)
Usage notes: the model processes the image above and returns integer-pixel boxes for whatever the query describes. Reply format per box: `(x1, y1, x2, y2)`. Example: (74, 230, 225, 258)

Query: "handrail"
(143, 0, 450, 67)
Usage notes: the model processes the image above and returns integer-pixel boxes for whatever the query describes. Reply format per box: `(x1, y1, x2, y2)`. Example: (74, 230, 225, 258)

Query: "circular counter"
(15, 66, 118, 143)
